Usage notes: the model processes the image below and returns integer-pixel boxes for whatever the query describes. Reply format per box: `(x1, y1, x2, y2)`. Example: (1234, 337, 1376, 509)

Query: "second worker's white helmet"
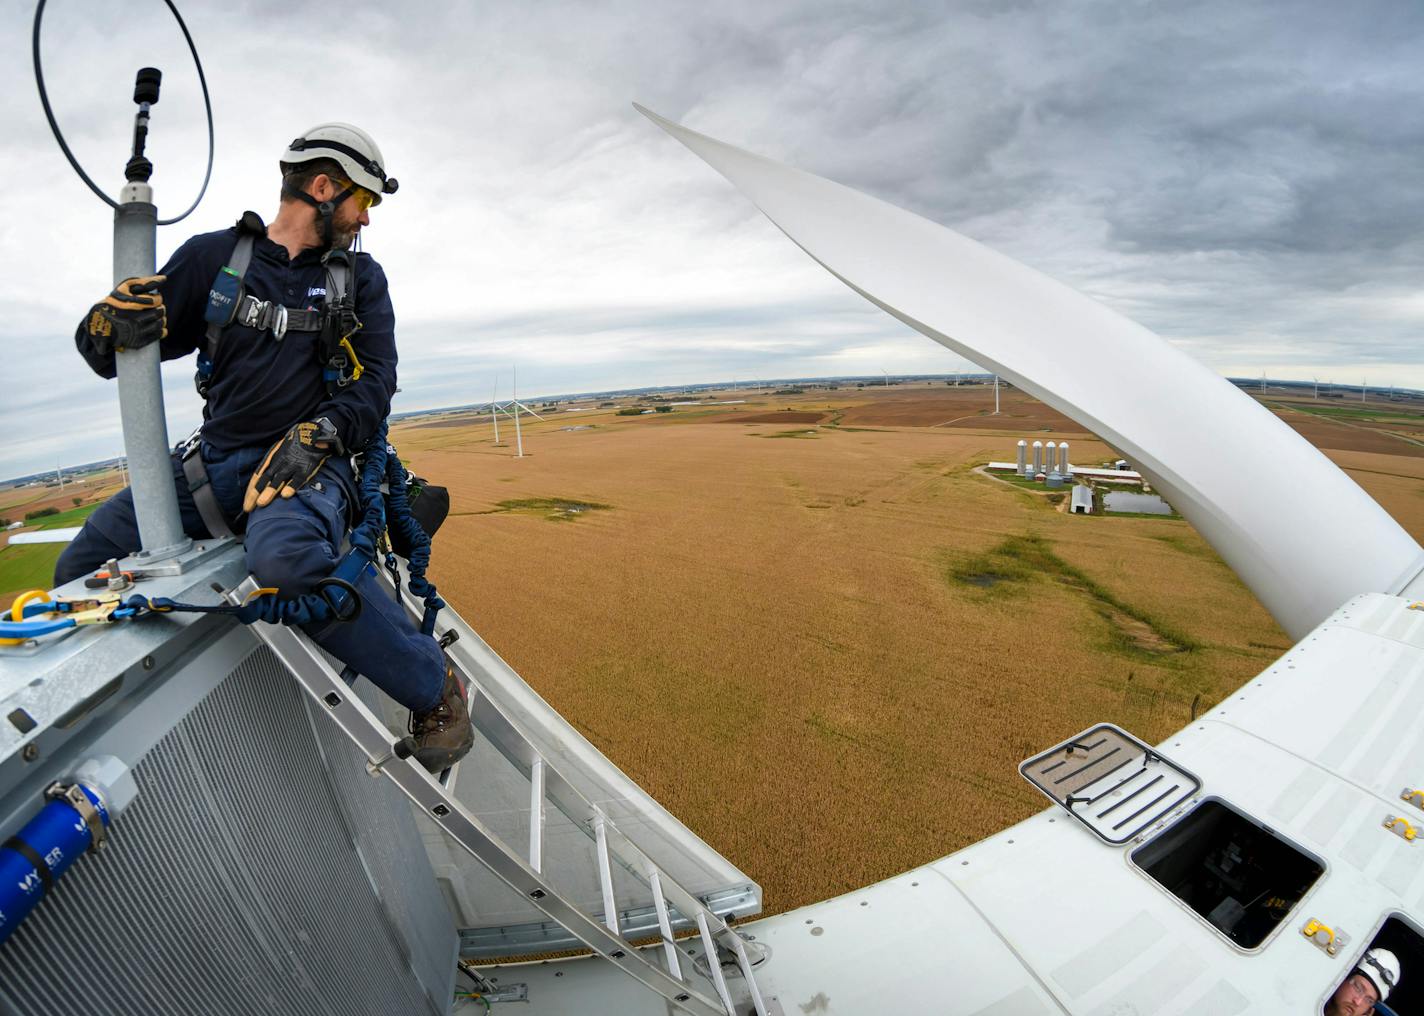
(1359, 947, 1401, 1002)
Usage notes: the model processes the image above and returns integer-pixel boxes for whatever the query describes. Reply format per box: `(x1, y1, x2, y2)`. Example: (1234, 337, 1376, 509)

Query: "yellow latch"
(1385, 816, 1418, 842)
(1302, 919, 1344, 956)
(1402, 789, 1424, 811)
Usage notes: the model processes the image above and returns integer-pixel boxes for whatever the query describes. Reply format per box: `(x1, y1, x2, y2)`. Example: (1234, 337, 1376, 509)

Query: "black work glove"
(82, 275, 167, 354)
(243, 418, 341, 512)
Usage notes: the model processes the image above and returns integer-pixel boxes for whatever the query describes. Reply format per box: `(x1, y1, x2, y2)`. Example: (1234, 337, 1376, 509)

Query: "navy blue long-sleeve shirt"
(76, 223, 397, 454)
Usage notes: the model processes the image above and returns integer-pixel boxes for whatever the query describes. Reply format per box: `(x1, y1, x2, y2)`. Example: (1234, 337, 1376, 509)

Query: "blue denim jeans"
(55, 443, 445, 713)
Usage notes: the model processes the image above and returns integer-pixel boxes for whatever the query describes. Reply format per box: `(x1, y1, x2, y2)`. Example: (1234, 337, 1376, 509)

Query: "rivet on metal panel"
(432, 804, 449, 817)
(1385, 816, 1418, 842)
(1401, 789, 1424, 811)
(21, 744, 38, 762)
(529, 888, 546, 899)
(142, 655, 155, 671)
(1302, 919, 1347, 956)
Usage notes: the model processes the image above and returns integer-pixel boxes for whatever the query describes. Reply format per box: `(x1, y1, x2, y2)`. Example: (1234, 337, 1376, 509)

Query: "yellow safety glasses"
(333, 178, 379, 211)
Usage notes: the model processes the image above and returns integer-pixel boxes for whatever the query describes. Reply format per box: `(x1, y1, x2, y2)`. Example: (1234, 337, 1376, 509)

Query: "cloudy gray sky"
(3, 0, 1421, 478)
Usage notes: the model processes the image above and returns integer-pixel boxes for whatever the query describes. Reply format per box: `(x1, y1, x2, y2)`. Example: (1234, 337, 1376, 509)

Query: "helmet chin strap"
(282, 181, 354, 252)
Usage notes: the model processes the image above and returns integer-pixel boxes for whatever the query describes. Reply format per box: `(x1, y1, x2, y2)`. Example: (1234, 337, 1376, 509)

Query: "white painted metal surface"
(635, 105, 1424, 639)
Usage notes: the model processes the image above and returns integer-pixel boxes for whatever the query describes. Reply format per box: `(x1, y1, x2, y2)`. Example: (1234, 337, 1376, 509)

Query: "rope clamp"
(45, 782, 107, 852)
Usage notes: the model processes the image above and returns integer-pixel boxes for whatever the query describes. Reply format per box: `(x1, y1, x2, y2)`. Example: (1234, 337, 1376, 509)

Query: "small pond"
(1104, 491, 1174, 515)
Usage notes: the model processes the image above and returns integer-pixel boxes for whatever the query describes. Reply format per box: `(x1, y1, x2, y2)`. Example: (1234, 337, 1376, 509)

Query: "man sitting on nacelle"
(59, 123, 473, 774)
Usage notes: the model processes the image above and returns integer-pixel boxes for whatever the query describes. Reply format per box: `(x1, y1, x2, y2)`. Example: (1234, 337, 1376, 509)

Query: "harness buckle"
(237, 294, 264, 330)
(176, 427, 203, 461)
(236, 296, 288, 339)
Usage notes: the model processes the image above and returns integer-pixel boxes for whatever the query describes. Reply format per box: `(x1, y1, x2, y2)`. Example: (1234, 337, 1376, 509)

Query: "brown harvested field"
(380, 383, 1424, 916)
(714, 411, 827, 424)
(837, 385, 1079, 430)
(1269, 412, 1424, 457)
(1256, 395, 1424, 458)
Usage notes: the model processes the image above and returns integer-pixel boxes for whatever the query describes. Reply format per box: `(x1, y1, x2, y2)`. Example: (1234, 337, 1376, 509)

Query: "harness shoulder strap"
(202, 212, 266, 361)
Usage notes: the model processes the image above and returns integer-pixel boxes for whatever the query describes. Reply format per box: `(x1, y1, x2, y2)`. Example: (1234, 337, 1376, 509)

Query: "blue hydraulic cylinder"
(0, 784, 109, 944)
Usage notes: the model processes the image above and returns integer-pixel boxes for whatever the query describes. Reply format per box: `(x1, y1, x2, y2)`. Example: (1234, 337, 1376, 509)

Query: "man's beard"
(328, 221, 359, 251)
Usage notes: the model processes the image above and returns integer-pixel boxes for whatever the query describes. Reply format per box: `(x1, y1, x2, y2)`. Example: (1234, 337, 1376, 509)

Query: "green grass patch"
(0, 543, 63, 601)
(25, 503, 103, 529)
(945, 533, 1198, 658)
(1277, 402, 1424, 424)
(1149, 534, 1218, 561)
(480, 497, 612, 522)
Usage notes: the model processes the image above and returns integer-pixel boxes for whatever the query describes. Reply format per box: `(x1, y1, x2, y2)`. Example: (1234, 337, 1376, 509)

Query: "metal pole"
(513, 367, 524, 458)
(994, 375, 1000, 414)
(112, 70, 189, 561)
(491, 377, 501, 445)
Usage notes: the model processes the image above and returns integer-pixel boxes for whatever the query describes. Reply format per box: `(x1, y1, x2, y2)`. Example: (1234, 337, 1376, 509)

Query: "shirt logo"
(307, 286, 327, 299)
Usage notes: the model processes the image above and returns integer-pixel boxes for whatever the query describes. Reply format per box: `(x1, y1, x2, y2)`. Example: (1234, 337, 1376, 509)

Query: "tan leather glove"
(82, 275, 168, 354)
(243, 418, 340, 512)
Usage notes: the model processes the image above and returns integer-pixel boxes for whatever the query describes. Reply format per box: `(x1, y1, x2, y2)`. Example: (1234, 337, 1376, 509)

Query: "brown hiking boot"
(409, 664, 475, 773)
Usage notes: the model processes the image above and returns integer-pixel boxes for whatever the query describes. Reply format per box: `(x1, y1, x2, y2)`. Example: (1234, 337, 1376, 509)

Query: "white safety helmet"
(281, 122, 398, 204)
(1358, 947, 1400, 1002)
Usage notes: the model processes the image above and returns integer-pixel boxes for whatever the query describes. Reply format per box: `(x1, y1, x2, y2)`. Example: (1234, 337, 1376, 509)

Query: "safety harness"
(185, 212, 367, 540)
(0, 424, 443, 644)
(196, 211, 365, 400)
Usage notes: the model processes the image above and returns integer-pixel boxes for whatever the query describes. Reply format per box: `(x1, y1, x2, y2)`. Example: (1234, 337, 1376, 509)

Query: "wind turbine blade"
(635, 103, 1424, 638)
(7, 527, 82, 545)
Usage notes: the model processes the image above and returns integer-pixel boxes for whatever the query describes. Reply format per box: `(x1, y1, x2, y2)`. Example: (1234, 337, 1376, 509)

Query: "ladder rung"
(696, 911, 736, 1015)
(594, 813, 620, 934)
(649, 869, 682, 980)
(528, 756, 545, 873)
(729, 932, 768, 1016)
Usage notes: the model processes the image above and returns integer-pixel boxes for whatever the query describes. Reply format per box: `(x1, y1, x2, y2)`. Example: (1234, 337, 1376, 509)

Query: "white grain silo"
(1045, 441, 1058, 474)
(1016, 439, 1028, 475)
(1032, 440, 1043, 474)
(1059, 441, 1070, 478)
